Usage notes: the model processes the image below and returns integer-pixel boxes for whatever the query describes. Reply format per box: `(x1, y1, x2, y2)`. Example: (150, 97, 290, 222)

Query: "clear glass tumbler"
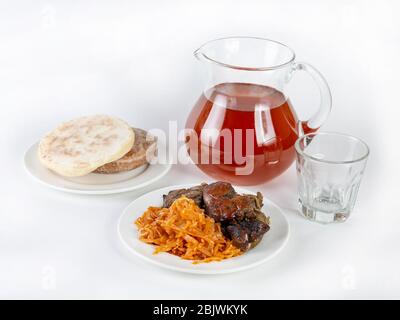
(295, 132, 369, 223)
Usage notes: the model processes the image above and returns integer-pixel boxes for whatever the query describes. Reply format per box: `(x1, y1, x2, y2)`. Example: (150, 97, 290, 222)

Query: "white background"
(1, 0, 399, 299)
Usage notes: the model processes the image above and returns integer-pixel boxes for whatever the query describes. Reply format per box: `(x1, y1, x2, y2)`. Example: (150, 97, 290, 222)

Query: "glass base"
(300, 203, 349, 224)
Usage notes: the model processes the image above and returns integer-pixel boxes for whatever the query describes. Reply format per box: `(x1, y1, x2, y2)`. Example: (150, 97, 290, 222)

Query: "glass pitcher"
(185, 37, 331, 185)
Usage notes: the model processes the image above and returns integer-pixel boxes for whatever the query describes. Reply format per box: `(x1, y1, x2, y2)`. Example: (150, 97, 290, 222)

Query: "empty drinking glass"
(295, 132, 369, 223)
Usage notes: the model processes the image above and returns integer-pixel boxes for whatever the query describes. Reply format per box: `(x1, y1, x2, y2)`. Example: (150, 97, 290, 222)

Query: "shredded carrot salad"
(135, 196, 242, 263)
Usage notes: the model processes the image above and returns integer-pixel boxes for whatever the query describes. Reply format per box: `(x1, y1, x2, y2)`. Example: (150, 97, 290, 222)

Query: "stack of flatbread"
(38, 115, 157, 177)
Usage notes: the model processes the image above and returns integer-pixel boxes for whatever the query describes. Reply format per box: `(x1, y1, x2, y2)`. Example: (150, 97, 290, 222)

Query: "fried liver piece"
(202, 182, 262, 222)
(222, 212, 270, 251)
(162, 184, 207, 208)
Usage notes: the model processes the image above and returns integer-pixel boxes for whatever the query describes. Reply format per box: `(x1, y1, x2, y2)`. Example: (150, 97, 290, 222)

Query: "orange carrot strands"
(135, 197, 241, 264)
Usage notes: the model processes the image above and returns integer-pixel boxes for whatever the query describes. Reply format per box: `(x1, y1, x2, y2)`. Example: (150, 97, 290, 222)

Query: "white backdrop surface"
(0, 0, 399, 299)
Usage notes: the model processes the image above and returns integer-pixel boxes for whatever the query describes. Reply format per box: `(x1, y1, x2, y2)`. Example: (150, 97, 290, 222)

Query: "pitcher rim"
(194, 36, 296, 71)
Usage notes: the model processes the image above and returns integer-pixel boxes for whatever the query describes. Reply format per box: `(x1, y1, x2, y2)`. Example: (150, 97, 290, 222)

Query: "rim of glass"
(295, 132, 370, 164)
(194, 36, 296, 71)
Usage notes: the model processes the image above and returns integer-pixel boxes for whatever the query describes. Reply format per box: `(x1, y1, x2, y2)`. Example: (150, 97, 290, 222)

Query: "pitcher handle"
(291, 62, 332, 135)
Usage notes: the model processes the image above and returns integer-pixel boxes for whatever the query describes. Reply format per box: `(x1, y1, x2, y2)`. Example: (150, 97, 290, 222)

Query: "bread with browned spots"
(38, 115, 135, 177)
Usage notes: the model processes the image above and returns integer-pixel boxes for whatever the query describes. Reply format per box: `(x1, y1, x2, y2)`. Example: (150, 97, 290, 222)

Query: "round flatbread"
(38, 115, 135, 177)
(95, 128, 157, 174)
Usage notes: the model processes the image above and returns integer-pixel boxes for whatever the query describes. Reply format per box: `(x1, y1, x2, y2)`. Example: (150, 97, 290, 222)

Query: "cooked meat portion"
(203, 182, 262, 222)
(203, 181, 236, 199)
(163, 181, 270, 252)
(162, 184, 207, 208)
(223, 216, 270, 251)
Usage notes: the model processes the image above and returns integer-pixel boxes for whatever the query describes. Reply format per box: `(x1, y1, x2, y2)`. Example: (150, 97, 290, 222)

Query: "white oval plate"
(24, 142, 172, 195)
(118, 184, 290, 274)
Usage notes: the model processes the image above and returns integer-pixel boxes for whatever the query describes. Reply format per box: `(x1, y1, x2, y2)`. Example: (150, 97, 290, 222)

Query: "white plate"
(24, 142, 172, 195)
(118, 184, 290, 274)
